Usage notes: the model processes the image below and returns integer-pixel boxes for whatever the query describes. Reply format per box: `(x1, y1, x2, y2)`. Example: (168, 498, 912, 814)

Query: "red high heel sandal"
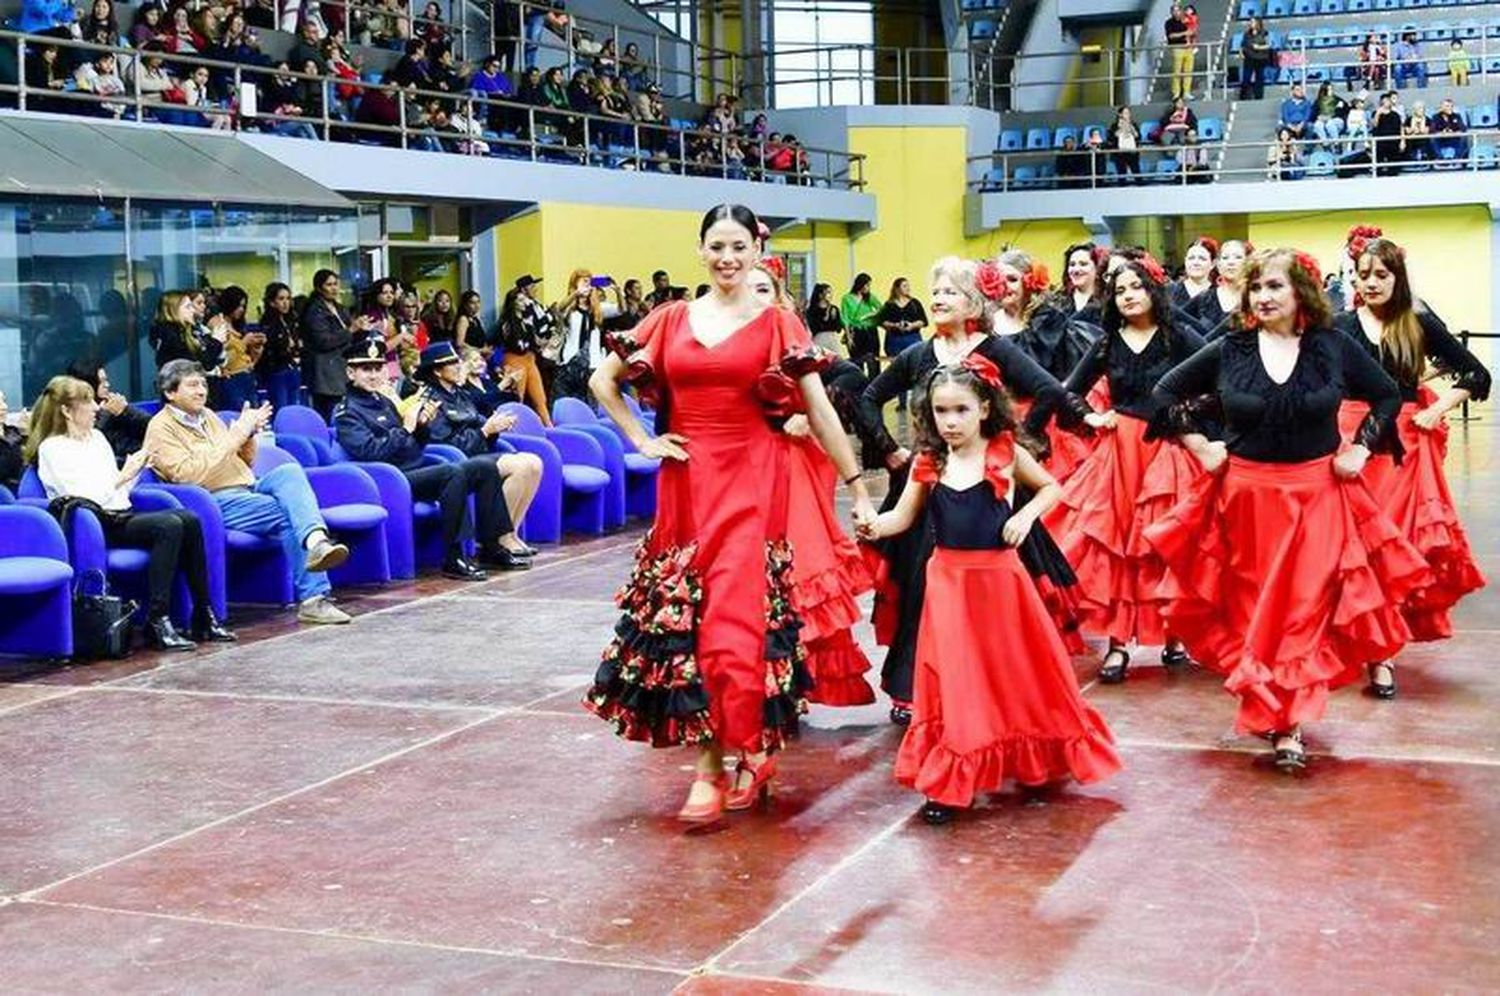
(725, 755, 778, 811)
(677, 771, 730, 824)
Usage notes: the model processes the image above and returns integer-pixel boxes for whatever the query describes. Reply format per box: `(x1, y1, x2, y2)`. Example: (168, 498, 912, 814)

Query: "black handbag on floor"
(71, 568, 137, 661)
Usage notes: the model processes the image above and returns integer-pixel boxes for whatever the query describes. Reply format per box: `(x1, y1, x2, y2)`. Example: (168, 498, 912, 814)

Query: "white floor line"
(79, 683, 505, 716)
(19, 898, 692, 981)
(0, 687, 82, 719)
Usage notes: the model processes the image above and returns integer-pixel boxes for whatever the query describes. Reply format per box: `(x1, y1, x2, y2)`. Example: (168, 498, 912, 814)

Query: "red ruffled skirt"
(894, 547, 1121, 807)
(1044, 414, 1202, 646)
(785, 438, 876, 706)
(1338, 397, 1486, 640)
(1144, 456, 1431, 735)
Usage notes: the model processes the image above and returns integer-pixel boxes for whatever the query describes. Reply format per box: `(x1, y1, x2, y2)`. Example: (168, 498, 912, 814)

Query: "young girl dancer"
(859, 356, 1121, 824)
(1046, 254, 1207, 683)
(1333, 234, 1490, 697)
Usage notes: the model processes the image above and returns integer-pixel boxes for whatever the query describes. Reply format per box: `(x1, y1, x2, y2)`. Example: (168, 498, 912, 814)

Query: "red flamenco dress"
(784, 433, 877, 706)
(1142, 331, 1431, 736)
(584, 302, 820, 753)
(1043, 326, 1208, 646)
(894, 437, 1122, 808)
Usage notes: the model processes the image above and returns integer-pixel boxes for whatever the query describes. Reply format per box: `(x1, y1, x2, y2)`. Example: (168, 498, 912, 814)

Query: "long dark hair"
(1061, 241, 1107, 303)
(1100, 259, 1178, 353)
(808, 282, 832, 310)
(215, 285, 249, 328)
(915, 363, 1020, 475)
(364, 278, 399, 313)
(1356, 237, 1423, 382)
(698, 202, 760, 242)
(850, 272, 872, 297)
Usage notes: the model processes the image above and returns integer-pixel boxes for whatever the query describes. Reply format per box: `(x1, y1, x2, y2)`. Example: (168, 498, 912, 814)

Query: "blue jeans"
(215, 371, 260, 411)
(212, 463, 331, 602)
(1394, 62, 1427, 89)
(261, 368, 302, 411)
(524, 12, 546, 69)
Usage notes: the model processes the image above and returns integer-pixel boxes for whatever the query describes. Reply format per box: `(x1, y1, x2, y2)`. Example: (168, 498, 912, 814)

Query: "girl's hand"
(885, 446, 911, 471)
(783, 414, 811, 438)
(855, 513, 885, 541)
(1333, 445, 1369, 479)
(639, 433, 689, 461)
(1001, 510, 1035, 546)
(1194, 439, 1228, 474)
(852, 496, 878, 533)
(1411, 405, 1444, 431)
(1084, 410, 1118, 431)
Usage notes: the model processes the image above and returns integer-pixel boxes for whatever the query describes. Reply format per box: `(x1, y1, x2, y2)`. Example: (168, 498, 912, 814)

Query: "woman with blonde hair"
(552, 269, 621, 400)
(149, 290, 226, 373)
(27, 376, 234, 652)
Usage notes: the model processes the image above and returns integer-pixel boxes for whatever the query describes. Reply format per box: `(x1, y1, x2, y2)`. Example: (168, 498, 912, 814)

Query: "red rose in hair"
(961, 351, 1004, 390)
(759, 256, 786, 283)
(1196, 236, 1220, 257)
(1345, 223, 1383, 263)
(1292, 250, 1323, 287)
(1136, 254, 1168, 286)
(1021, 264, 1051, 296)
(974, 260, 1006, 302)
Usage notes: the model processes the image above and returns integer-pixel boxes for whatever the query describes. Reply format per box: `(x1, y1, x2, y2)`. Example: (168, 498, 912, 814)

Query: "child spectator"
(1448, 40, 1470, 87)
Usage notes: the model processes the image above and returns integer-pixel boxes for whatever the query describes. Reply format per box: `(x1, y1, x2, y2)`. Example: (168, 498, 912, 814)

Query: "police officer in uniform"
(332, 338, 531, 579)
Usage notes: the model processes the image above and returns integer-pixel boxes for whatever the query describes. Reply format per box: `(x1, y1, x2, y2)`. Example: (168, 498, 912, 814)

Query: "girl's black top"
(1065, 323, 1207, 420)
(1330, 308, 1491, 404)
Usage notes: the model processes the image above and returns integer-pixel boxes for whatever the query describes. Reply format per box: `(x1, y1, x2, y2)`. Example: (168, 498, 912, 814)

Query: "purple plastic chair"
(0, 505, 75, 659)
(272, 404, 337, 465)
(327, 439, 473, 578)
(553, 396, 658, 521)
(252, 446, 392, 587)
(542, 399, 626, 529)
(498, 402, 611, 536)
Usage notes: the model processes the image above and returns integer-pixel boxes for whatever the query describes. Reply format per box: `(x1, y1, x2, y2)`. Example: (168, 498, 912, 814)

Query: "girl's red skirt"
(895, 547, 1121, 807)
(1338, 395, 1486, 641)
(1044, 414, 1202, 646)
(1144, 455, 1430, 735)
(785, 437, 877, 706)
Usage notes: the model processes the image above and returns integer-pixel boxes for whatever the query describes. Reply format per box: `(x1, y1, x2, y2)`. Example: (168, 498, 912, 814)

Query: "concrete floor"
(1, 422, 1497, 993)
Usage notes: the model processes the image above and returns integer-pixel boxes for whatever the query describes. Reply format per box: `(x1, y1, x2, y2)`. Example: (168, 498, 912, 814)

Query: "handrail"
(965, 127, 1500, 191)
(0, 29, 865, 191)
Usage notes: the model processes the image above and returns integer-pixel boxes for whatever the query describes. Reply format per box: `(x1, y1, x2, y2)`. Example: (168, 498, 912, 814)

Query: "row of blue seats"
(960, 0, 1007, 10)
(1283, 141, 1498, 174)
(1233, 20, 1500, 50)
(1240, 0, 1493, 18)
(1233, 55, 1500, 86)
(998, 119, 1225, 152)
(981, 156, 1202, 191)
(0, 398, 659, 661)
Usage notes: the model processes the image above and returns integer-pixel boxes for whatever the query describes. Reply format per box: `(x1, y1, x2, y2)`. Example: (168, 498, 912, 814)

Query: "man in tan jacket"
(144, 359, 352, 624)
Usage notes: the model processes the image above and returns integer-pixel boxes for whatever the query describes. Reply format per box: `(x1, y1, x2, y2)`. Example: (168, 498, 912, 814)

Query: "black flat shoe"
(146, 616, 196, 652)
(921, 800, 953, 825)
(190, 607, 237, 643)
(479, 546, 533, 571)
(1161, 647, 1193, 671)
(1365, 662, 1397, 700)
(1098, 647, 1130, 684)
(442, 557, 489, 581)
(1273, 731, 1307, 772)
(889, 704, 912, 726)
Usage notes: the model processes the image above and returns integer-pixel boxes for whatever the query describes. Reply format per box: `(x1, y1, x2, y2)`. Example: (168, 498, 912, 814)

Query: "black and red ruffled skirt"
(1339, 396, 1486, 641)
(1144, 456, 1431, 735)
(895, 547, 1121, 807)
(1013, 390, 1101, 484)
(1045, 414, 1201, 646)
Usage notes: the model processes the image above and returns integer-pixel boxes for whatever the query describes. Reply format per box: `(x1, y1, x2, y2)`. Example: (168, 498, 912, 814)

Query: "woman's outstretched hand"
(640, 433, 690, 461)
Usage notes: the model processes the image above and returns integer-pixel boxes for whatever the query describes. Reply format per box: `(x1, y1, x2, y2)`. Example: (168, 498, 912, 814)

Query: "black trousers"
(849, 326, 881, 380)
(404, 456, 512, 556)
(99, 509, 212, 618)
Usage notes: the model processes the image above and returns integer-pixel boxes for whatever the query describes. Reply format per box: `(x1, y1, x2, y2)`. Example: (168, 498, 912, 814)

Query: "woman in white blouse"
(26, 376, 235, 652)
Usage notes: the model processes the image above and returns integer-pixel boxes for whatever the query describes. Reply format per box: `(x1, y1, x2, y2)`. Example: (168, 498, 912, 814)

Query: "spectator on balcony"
(1431, 97, 1468, 160)
(593, 37, 619, 78)
(621, 41, 649, 91)
(1402, 100, 1432, 162)
(1372, 91, 1404, 175)
(74, 51, 128, 118)
(258, 61, 320, 139)
(525, 1, 569, 71)
(417, 1, 449, 54)
(1391, 31, 1426, 91)
(390, 38, 433, 90)
(1357, 34, 1387, 92)
(1310, 81, 1348, 146)
(130, 3, 170, 49)
(79, 0, 120, 48)
(351, 78, 401, 144)
(566, 67, 594, 112)
(1266, 127, 1305, 180)
(18, 0, 78, 38)
(165, 5, 205, 53)
(183, 65, 232, 129)
(322, 36, 364, 102)
(302, 269, 374, 419)
(334, 339, 527, 580)
(368, 0, 410, 49)
(1278, 83, 1313, 142)
(24, 42, 66, 114)
(288, 17, 327, 73)
(421, 290, 457, 344)
(1164, 3, 1195, 102)
(1158, 97, 1198, 145)
(211, 13, 270, 83)
(595, 74, 634, 147)
(1106, 105, 1142, 183)
(471, 53, 514, 103)
(1178, 129, 1211, 182)
(256, 282, 303, 411)
(1448, 40, 1470, 88)
(1239, 17, 1274, 100)
(64, 359, 148, 466)
(30, 375, 234, 651)
(1343, 95, 1370, 155)
(145, 358, 351, 622)
(212, 287, 265, 410)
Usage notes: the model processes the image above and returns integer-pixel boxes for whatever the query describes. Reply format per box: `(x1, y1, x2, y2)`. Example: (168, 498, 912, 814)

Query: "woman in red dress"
(585, 204, 877, 824)
(859, 356, 1120, 824)
(1332, 235, 1490, 698)
(1044, 255, 1206, 683)
(1145, 249, 1430, 770)
(748, 262, 877, 707)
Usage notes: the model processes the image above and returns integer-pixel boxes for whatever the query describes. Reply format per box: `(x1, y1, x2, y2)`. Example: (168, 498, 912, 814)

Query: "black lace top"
(1330, 308, 1492, 404)
(1066, 324, 1207, 420)
(1014, 301, 1102, 381)
(1150, 329, 1400, 462)
(930, 483, 1013, 550)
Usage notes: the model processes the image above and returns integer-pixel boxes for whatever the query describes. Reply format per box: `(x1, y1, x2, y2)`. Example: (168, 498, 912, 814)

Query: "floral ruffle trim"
(603, 329, 662, 408)
(761, 538, 813, 751)
(755, 345, 835, 419)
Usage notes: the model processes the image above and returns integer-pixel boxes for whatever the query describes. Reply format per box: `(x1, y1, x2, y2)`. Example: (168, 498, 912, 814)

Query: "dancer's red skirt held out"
(1338, 395, 1486, 641)
(1044, 414, 1202, 646)
(894, 547, 1121, 808)
(1145, 456, 1431, 735)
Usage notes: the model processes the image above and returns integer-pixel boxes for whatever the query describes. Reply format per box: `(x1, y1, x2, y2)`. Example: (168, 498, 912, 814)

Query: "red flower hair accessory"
(1136, 254, 1168, 286)
(960, 351, 1004, 390)
(1345, 224, 1383, 262)
(1195, 236, 1220, 257)
(1021, 264, 1051, 295)
(1292, 250, 1323, 287)
(975, 260, 1006, 302)
(758, 256, 786, 283)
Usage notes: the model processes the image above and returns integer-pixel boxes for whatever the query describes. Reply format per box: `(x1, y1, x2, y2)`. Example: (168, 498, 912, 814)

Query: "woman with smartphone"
(551, 270, 622, 401)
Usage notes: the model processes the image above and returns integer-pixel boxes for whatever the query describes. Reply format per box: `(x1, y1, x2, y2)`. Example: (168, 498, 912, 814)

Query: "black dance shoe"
(442, 556, 489, 581)
(479, 546, 533, 572)
(146, 616, 197, 652)
(1272, 730, 1307, 772)
(889, 704, 912, 726)
(1365, 662, 1397, 700)
(921, 800, 954, 825)
(191, 607, 237, 643)
(1160, 647, 1194, 671)
(1098, 647, 1131, 684)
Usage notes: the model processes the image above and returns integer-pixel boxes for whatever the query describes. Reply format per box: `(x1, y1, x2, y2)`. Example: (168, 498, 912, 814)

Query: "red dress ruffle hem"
(1144, 455, 1432, 735)
(1044, 414, 1202, 646)
(785, 435, 876, 706)
(893, 438, 1122, 807)
(1338, 395, 1486, 641)
(1011, 382, 1104, 484)
(584, 303, 824, 753)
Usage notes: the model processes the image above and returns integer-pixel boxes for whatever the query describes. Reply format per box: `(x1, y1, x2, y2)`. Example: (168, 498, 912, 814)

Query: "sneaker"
(305, 537, 350, 573)
(297, 595, 351, 625)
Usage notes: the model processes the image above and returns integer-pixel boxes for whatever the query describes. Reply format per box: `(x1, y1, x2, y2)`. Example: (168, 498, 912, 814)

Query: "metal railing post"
(399, 94, 408, 149)
(16, 36, 25, 112)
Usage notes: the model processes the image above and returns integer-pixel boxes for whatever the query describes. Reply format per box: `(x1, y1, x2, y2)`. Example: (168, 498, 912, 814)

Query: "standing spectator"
(806, 283, 844, 355)
(646, 269, 673, 309)
(452, 291, 489, 351)
(620, 279, 647, 318)
(362, 278, 406, 390)
(144, 359, 351, 624)
(551, 270, 620, 400)
(1430, 97, 1469, 160)
(876, 277, 928, 411)
(620, 41, 649, 90)
(1391, 31, 1426, 91)
(1371, 90, 1404, 175)
(130, 3, 170, 49)
(1106, 105, 1142, 182)
(1278, 82, 1313, 141)
(498, 276, 553, 424)
(1164, 3, 1195, 101)
(1357, 34, 1387, 92)
(1343, 95, 1370, 155)
(0, 391, 27, 495)
(64, 359, 148, 466)
(212, 287, 264, 410)
(1448, 40, 1470, 88)
(1158, 96, 1198, 145)
(151, 290, 225, 374)
(1054, 134, 1090, 188)
(256, 282, 302, 411)
(301, 269, 373, 419)
(1239, 17, 1274, 100)
(421, 289, 457, 343)
(524, 1, 568, 70)
(840, 273, 883, 380)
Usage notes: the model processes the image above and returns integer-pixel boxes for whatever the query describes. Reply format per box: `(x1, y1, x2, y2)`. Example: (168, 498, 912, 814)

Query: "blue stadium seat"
(1347, 0, 1372, 10)
(981, 167, 1006, 191)
(1375, 0, 1398, 10)
(1286, 29, 1309, 48)
(1471, 104, 1498, 128)
(1307, 150, 1337, 176)
(1424, 21, 1454, 40)
(971, 19, 997, 39)
(1433, 146, 1461, 171)
(1305, 66, 1330, 83)
(1037, 163, 1058, 188)
(1398, 0, 1425, 9)
(1484, 55, 1500, 75)
(1053, 125, 1079, 148)
(1153, 158, 1182, 183)
(1313, 28, 1339, 47)
(1198, 116, 1224, 141)
(1012, 165, 1039, 188)
(1489, 18, 1500, 38)
(999, 129, 1024, 151)
(1474, 145, 1497, 170)
(1319, 0, 1344, 11)
(1231, 31, 1245, 51)
(1266, 0, 1290, 16)
(1456, 20, 1482, 39)
(1293, 0, 1316, 14)
(1338, 25, 1366, 45)
(1238, 0, 1262, 18)
(1025, 127, 1051, 150)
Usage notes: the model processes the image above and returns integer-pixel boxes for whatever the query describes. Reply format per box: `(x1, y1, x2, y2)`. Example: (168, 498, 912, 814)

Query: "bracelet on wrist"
(843, 472, 862, 486)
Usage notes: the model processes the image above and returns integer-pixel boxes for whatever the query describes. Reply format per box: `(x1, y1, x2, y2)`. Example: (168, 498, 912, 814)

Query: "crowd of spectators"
(1267, 80, 1471, 178)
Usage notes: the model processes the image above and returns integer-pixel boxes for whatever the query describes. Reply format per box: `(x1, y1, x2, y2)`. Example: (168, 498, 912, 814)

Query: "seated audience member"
(470, 52, 513, 98)
(1391, 31, 1426, 91)
(1266, 126, 1304, 179)
(74, 51, 129, 119)
(1278, 83, 1313, 141)
(352, 79, 404, 145)
(130, 46, 178, 106)
(1178, 128, 1211, 181)
(620, 41, 649, 90)
(1055, 134, 1091, 188)
(79, 0, 121, 49)
(332, 339, 534, 578)
(0, 390, 26, 494)
(1448, 40, 1470, 88)
(1431, 97, 1469, 159)
(287, 17, 327, 73)
(463, 348, 521, 415)
(144, 359, 351, 624)
(390, 37, 433, 88)
(1310, 81, 1348, 145)
(1402, 101, 1432, 162)
(65, 359, 149, 466)
(26, 43, 72, 115)
(29, 375, 234, 651)
(1157, 97, 1197, 145)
